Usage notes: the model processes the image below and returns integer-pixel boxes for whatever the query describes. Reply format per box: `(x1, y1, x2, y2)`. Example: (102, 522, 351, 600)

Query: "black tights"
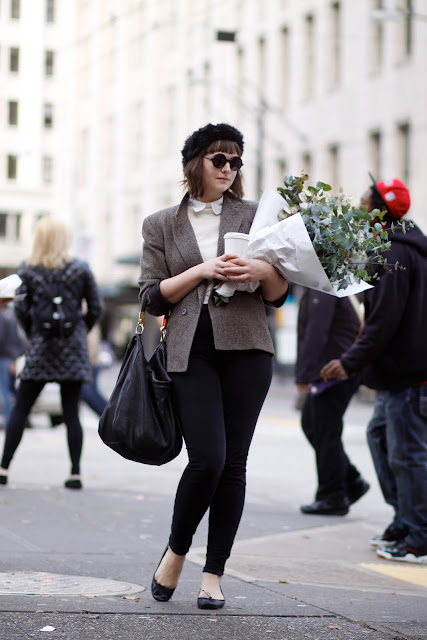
(169, 307, 272, 575)
(1, 379, 83, 475)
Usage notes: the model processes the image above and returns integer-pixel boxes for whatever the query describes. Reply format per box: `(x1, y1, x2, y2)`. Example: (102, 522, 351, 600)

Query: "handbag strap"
(135, 289, 169, 342)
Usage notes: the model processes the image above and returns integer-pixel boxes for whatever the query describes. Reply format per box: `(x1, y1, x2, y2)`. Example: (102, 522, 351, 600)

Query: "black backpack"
(30, 265, 81, 339)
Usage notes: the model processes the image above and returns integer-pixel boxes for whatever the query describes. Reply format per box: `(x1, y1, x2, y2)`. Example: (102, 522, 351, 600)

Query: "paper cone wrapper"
(217, 190, 373, 299)
(0, 274, 22, 299)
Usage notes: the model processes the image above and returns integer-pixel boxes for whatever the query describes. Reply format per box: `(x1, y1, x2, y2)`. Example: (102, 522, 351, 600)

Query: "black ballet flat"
(197, 589, 225, 610)
(151, 546, 175, 602)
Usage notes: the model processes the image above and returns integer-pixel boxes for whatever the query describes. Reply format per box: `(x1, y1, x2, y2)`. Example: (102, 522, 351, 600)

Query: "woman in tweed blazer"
(139, 124, 288, 609)
(0, 217, 103, 490)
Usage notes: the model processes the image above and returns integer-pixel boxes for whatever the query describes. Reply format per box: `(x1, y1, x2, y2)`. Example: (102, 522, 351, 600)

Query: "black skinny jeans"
(1, 379, 83, 475)
(168, 307, 273, 575)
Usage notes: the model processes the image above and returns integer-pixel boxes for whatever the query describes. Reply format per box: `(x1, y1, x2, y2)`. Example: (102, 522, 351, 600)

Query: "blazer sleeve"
(138, 214, 173, 316)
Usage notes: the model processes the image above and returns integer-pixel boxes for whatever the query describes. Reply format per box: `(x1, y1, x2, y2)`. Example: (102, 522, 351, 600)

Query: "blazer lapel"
(217, 195, 245, 255)
(173, 195, 204, 270)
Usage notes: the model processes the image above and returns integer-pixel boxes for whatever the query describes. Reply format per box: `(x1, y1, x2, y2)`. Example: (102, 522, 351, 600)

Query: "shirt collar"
(188, 195, 223, 215)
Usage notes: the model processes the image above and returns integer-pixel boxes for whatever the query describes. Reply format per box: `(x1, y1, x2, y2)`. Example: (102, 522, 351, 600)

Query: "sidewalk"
(0, 374, 426, 640)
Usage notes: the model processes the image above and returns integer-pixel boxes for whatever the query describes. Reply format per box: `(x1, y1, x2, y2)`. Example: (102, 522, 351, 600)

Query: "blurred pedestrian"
(296, 289, 369, 515)
(0, 216, 103, 489)
(80, 325, 108, 416)
(0, 303, 24, 426)
(139, 123, 288, 609)
(322, 177, 427, 563)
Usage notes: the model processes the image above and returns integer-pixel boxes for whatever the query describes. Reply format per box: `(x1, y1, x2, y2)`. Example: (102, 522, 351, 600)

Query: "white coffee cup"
(224, 232, 250, 258)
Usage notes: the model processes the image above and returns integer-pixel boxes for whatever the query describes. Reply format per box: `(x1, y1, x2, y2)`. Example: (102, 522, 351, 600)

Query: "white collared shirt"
(187, 197, 223, 303)
(188, 195, 223, 215)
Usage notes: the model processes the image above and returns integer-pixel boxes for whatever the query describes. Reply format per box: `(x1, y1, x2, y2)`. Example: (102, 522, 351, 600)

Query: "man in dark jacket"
(322, 177, 427, 563)
(296, 289, 369, 515)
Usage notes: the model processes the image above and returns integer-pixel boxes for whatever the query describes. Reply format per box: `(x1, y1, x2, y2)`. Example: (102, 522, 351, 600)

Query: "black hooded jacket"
(340, 222, 427, 390)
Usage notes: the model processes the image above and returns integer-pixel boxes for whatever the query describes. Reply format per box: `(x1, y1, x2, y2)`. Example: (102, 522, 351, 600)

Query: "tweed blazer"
(138, 193, 279, 373)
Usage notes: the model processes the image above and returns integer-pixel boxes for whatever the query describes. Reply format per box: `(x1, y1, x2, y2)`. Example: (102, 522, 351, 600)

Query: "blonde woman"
(0, 216, 103, 489)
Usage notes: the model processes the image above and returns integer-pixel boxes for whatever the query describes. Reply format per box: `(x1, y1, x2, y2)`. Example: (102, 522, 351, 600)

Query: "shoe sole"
(377, 549, 427, 564)
(370, 539, 396, 548)
(300, 509, 349, 516)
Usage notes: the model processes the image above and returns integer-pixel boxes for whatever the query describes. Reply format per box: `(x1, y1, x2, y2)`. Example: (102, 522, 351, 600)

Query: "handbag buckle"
(160, 317, 167, 342)
(136, 311, 145, 334)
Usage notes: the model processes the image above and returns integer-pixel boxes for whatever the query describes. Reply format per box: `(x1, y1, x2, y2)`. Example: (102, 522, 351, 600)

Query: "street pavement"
(0, 368, 426, 640)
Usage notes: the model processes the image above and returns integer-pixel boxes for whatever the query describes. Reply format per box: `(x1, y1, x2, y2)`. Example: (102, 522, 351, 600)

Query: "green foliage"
(213, 289, 229, 306)
(277, 173, 392, 291)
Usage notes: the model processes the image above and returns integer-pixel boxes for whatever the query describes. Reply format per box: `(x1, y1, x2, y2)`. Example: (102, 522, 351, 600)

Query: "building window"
(302, 152, 312, 177)
(329, 2, 341, 89)
(304, 15, 315, 100)
(11, 0, 20, 19)
(9, 47, 20, 73)
(0, 212, 22, 240)
(396, 122, 410, 183)
(396, 0, 413, 61)
(8, 101, 18, 126)
(43, 102, 54, 128)
(45, 50, 55, 76)
(0, 214, 7, 238)
(280, 27, 290, 107)
(46, 0, 55, 23)
(277, 159, 288, 188)
(328, 144, 340, 189)
(7, 155, 18, 180)
(42, 156, 54, 183)
(404, 0, 413, 57)
(258, 37, 266, 98)
(14, 213, 21, 240)
(369, 130, 382, 178)
(370, 0, 384, 71)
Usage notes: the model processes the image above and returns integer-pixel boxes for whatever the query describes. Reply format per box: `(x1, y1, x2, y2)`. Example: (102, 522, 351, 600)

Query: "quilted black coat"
(14, 259, 103, 382)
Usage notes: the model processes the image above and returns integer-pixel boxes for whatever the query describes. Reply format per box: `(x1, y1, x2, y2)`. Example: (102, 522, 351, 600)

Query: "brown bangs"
(205, 140, 243, 156)
(182, 139, 244, 200)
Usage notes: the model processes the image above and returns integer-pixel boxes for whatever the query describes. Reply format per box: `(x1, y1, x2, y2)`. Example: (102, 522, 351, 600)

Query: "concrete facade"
(0, 0, 72, 275)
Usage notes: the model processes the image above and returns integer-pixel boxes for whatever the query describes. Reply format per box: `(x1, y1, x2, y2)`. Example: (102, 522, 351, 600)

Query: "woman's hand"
(196, 254, 240, 281)
(222, 257, 273, 283)
(224, 258, 288, 303)
(159, 254, 239, 304)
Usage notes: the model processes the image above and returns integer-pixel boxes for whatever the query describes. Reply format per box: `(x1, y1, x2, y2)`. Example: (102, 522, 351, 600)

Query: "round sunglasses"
(204, 153, 243, 171)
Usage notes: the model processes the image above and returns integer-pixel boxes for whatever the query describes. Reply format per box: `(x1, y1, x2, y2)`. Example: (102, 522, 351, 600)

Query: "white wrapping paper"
(0, 274, 22, 299)
(217, 189, 373, 299)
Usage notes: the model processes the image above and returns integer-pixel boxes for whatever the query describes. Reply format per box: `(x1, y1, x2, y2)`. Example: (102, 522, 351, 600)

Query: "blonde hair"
(28, 216, 73, 269)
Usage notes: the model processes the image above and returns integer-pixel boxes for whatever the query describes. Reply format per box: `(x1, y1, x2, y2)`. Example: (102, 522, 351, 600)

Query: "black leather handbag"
(98, 304, 182, 465)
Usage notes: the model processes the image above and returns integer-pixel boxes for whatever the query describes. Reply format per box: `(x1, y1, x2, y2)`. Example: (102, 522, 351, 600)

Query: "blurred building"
(1, 1, 426, 352)
(0, 0, 72, 278)
(59, 0, 426, 286)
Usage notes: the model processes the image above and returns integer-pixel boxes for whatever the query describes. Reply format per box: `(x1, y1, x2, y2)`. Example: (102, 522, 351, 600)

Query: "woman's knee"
(188, 450, 225, 479)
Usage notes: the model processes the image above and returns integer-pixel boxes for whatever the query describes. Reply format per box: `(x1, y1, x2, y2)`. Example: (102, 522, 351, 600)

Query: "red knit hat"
(375, 178, 411, 219)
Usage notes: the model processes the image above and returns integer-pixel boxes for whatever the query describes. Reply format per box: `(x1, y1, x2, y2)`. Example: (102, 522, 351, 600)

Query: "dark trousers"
(80, 366, 107, 416)
(169, 307, 273, 575)
(301, 376, 361, 503)
(1, 379, 83, 475)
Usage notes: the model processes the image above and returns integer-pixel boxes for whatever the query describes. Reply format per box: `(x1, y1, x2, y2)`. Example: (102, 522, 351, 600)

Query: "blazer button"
(182, 309, 187, 315)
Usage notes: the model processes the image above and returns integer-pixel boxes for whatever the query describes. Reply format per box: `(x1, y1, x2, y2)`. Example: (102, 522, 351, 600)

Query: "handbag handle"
(135, 290, 168, 342)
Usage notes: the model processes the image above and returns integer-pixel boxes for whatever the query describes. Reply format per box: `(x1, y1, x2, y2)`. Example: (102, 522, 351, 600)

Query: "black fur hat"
(181, 123, 244, 168)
